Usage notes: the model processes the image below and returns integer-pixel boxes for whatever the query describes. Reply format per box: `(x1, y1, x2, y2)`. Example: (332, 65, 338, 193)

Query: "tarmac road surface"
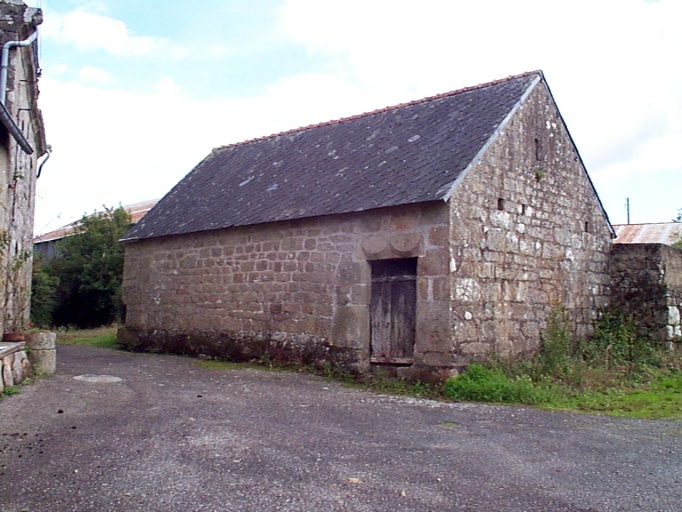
(1, 344, 681, 512)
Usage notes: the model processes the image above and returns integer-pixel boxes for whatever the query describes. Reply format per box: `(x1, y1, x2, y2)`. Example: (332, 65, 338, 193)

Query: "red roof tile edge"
(212, 70, 544, 152)
(34, 199, 160, 243)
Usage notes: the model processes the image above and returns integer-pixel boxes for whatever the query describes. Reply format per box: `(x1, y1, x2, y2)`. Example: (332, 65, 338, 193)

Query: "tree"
(30, 255, 59, 328)
(32, 206, 132, 328)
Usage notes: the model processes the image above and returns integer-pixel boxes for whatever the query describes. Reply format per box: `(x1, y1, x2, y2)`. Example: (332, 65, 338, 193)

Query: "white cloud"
(33, 0, 682, 232)
(210, 45, 236, 59)
(154, 77, 183, 97)
(78, 66, 113, 83)
(34, 72, 397, 234)
(41, 9, 187, 58)
(276, 0, 682, 223)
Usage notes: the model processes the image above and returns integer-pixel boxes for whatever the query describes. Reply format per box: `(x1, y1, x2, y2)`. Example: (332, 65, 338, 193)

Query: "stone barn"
(118, 71, 613, 376)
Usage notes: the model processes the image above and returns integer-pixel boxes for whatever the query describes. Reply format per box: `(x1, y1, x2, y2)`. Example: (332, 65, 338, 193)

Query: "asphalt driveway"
(1, 344, 681, 512)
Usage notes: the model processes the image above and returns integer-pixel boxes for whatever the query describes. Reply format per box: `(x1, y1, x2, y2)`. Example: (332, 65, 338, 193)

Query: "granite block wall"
(120, 203, 450, 372)
(0, 2, 46, 334)
(120, 80, 618, 374)
(611, 243, 682, 345)
(447, 81, 613, 364)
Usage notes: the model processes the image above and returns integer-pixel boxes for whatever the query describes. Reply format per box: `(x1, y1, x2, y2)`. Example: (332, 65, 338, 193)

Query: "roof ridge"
(212, 70, 543, 153)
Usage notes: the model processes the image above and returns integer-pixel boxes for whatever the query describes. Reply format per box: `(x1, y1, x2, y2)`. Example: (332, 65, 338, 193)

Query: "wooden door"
(370, 258, 417, 365)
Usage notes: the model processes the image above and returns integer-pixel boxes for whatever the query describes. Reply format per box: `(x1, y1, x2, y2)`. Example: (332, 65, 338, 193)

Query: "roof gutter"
(0, 30, 39, 154)
(0, 29, 38, 106)
(0, 99, 32, 153)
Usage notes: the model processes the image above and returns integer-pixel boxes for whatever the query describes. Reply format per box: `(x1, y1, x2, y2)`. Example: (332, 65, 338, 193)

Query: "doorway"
(369, 258, 417, 365)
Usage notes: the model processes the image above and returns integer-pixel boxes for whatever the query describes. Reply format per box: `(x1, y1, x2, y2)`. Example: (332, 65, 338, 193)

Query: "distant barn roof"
(613, 223, 682, 245)
(123, 72, 542, 242)
(34, 199, 159, 244)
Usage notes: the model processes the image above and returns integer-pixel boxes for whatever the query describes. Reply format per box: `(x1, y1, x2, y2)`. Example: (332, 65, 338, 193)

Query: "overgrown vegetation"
(442, 306, 682, 418)
(442, 364, 549, 405)
(192, 307, 682, 418)
(30, 257, 59, 327)
(31, 206, 131, 329)
(56, 326, 118, 348)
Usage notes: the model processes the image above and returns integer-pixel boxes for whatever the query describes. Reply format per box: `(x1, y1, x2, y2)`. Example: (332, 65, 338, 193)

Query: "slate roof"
(123, 72, 542, 242)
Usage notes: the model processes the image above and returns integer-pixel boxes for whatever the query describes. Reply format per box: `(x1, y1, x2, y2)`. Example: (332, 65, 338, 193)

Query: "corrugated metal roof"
(123, 72, 542, 242)
(612, 223, 682, 245)
(33, 199, 159, 244)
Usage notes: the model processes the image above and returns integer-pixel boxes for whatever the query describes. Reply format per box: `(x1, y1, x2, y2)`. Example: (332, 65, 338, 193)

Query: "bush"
(537, 305, 572, 377)
(578, 310, 660, 369)
(30, 257, 59, 328)
(442, 305, 670, 409)
(32, 206, 131, 328)
(442, 364, 549, 405)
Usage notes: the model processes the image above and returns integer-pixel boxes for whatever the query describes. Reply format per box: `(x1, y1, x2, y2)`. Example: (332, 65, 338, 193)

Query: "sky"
(27, 0, 682, 235)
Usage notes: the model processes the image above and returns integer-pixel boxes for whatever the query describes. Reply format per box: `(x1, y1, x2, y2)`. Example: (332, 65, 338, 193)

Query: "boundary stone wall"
(610, 243, 682, 345)
(0, 342, 30, 393)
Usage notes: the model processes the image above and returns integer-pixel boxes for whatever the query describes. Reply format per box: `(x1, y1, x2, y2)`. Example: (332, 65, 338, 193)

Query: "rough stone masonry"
(119, 72, 612, 376)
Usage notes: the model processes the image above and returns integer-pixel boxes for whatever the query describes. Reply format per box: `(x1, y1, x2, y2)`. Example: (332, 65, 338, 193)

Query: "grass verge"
(56, 326, 118, 349)
(442, 363, 682, 419)
(196, 360, 256, 371)
(441, 308, 682, 420)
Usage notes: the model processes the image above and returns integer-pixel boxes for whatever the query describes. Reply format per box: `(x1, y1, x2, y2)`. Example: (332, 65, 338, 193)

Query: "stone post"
(26, 331, 56, 375)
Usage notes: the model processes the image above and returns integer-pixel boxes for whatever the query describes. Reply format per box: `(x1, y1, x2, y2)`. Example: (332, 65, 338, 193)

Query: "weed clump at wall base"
(1, 386, 20, 397)
(579, 310, 660, 369)
(442, 364, 550, 405)
(440, 306, 682, 418)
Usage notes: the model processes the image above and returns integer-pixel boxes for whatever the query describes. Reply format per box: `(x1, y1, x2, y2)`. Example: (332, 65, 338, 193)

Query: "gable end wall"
(448, 81, 612, 362)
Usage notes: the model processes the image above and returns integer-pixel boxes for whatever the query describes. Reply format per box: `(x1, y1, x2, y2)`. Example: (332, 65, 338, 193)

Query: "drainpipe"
(36, 145, 51, 178)
(0, 29, 38, 106)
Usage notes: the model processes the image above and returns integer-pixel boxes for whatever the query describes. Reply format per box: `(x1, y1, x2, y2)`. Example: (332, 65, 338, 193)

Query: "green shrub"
(40, 206, 132, 328)
(442, 364, 549, 405)
(579, 310, 660, 369)
(30, 256, 59, 327)
(537, 305, 572, 377)
(1, 386, 20, 396)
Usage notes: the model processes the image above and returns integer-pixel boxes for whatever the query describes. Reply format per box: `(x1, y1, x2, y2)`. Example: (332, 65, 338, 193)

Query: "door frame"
(369, 257, 418, 365)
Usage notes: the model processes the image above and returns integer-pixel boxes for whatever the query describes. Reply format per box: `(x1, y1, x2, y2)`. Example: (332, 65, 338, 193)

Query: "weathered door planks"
(370, 258, 417, 365)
